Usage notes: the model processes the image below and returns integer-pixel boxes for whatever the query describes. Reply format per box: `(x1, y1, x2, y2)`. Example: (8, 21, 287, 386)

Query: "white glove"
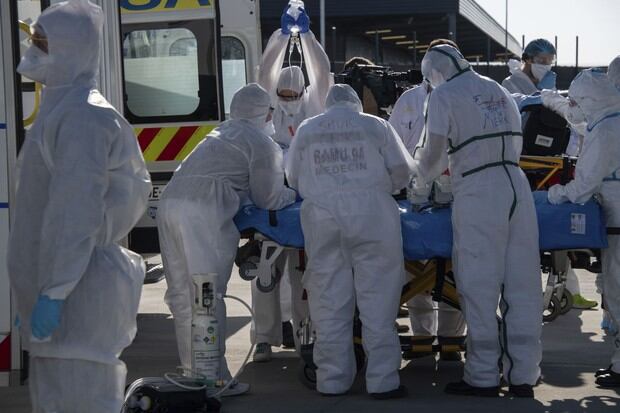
(548, 184, 568, 205)
(408, 177, 432, 206)
(541, 89, 569, 117)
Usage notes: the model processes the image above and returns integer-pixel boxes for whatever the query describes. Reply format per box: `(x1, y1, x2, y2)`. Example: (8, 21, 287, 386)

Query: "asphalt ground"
(1, 263, 619, 412)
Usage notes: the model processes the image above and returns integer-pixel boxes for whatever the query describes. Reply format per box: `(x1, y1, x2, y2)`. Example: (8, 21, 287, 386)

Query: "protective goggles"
(276, 90, 304, 102)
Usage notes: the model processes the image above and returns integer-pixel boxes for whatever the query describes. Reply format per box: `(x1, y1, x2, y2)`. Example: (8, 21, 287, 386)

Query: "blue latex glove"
(31, 295, 64, 340)
(280, 6, 296, 35)
(537, 70, 557, 90)
(14, 315, 20, 328)
(518, 93, 543, 112)
(296, 8, 310, 33)
(280, 5, 310, 35)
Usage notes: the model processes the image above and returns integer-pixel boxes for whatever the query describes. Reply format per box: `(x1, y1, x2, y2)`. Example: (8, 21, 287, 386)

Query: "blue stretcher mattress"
(234, 191, 608, 261)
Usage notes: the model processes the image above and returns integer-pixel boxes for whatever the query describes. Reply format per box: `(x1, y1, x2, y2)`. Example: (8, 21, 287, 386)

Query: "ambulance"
(0, 0, 262, 386)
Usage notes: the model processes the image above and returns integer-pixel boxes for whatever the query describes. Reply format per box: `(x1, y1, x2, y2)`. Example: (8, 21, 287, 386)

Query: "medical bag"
(521, 104, 571, 156)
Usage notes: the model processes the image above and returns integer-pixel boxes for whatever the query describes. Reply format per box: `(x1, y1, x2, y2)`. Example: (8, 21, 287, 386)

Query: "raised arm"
(258, 29, 290, 99)
(300, 30, 333, 113)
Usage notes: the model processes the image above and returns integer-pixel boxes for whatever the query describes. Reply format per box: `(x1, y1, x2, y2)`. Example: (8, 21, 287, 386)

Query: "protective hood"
(421, 45, 470, 88)
(568, 68, 620, 128)
(608, 55, 620, 91)
(34, 0, 103, 88)
(230, 83, 272, 130)
(325, 84, 363, 112)
(277, 66, 305, 94)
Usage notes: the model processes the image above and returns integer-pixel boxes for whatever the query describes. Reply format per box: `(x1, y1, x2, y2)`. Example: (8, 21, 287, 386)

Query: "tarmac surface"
(1, 262, 619, 412)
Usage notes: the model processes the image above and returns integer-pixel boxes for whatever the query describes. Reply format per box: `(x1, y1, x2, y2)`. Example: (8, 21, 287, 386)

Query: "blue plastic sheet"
(234, 191, 608, 260)
(235, 202, 305, 248)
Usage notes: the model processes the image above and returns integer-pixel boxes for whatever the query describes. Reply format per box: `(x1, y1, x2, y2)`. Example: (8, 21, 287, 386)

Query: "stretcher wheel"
(543, 295, 561, 322)
(144, 263, 165, 284)
(297, 360, 317, 390)
(559, 290, 573, 315)
(238, 261, 257, 281)
(256, 275, 277, 292)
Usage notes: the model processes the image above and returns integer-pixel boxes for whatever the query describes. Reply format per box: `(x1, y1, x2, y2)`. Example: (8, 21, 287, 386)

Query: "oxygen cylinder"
(191, 273, 220, 387)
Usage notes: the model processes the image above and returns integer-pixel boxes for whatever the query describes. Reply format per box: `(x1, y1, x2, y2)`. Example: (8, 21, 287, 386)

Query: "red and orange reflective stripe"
(135, 125, 216, 162)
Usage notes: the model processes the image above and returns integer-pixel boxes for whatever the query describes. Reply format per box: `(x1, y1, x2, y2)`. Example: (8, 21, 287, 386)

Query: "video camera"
(335, 64, 423, 117)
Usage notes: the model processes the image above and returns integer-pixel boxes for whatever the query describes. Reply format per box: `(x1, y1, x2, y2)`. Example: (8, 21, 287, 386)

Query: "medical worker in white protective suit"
(502, 38, 557, 102)
(251, 4, 333, 362)
(389, 39, 465, 359)
(7, 1, 152, 412)
(414, 45, 542, 398)
(503, 38, 597, 309)
(286, 84, 414, 398)
(158, 83, 296, 395)
(546, 65, 620, 388)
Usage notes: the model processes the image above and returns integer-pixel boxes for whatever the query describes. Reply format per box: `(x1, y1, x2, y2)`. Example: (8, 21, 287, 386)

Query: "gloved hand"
(537, 70, 557, 90)
(296, 8, 310, 33)
(548, 184, 568, 205)
(408, 178, 431, 208)
(31, 295, 64, 340)
(518, 93, 542, 112)
(281, 5, 310, 35)
(541, 89, 569, 116)
(281, 6, 296, 35)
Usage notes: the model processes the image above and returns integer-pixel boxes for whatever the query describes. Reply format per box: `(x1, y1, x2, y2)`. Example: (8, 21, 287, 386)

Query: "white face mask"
(17, 45, 51, 84)
(279, 99, 304, 116)
(531, 63, 552, 82)
(426, 68, 446, 89)
(263, 120, 276, 136)
(572, 122, 587, 137)
(566, 102, 587, 126)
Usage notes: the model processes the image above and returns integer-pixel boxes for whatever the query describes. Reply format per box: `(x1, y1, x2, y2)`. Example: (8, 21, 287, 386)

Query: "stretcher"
(234, 191, 607, 385)
(235, 191, 606, 261)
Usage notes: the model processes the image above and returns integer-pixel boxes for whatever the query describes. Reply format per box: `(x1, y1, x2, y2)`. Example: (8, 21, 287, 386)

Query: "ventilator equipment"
(123, 274, 256, 412)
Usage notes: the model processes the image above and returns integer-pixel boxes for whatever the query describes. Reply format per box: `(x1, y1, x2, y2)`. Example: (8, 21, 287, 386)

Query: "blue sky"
(475, 0, 619, 67)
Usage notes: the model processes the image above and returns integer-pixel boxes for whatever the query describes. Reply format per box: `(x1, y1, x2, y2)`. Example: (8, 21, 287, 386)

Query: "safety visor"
(532, 53, 555, 66)
(277, 90, 304, 102)
(28, 24, 48, 53)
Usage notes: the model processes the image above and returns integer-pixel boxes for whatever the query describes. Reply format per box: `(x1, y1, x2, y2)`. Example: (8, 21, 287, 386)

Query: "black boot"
(371, 385, 408, 400)
(595, 369, 620, 388)
(282, 321, 295, 349)
(595, 365, 613, 377)
(508, 384, 534, 398)
(439, 351, 462, 362)
(444, 380, 499, 397)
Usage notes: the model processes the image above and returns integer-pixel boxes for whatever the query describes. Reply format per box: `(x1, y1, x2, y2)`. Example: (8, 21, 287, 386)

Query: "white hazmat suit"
(389, 81, 466, 341)
(415, 45, 542, 389)
(547, 68, 620, 376)
(252, 29, 332, 354)
(8, 1, 151, 412)
(504, 55, 587, 299)
(157, 84, 296, 382)
(286, 84, 414, 395)
(258, 29, 333, 149)
(609, 56, 620, 91)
